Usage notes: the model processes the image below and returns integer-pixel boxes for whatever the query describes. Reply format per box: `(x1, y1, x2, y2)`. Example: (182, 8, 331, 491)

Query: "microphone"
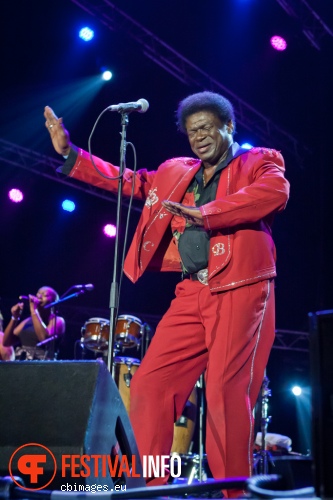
(37, 335, 58, 347)
(73, 284, 94, 291)
(107, 98, 149, 114)
(19, 295, 29, 300)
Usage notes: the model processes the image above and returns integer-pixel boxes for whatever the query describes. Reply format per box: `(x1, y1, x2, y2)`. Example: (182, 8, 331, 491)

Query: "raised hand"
(44, 106, 71, 157)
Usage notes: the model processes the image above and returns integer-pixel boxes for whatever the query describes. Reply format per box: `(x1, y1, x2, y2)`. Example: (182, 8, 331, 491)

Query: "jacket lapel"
(124, 158, 201, 281)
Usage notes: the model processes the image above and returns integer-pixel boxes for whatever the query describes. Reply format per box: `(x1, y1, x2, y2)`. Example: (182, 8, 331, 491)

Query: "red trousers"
(130, 278, 275, 498)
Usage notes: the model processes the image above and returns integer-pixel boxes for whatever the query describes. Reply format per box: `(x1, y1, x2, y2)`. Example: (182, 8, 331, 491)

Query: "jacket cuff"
(56, 145, 79, 175)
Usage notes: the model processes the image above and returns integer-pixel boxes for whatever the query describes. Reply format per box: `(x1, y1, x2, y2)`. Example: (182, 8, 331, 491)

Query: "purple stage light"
(270, 35, 287, 51)
(9, 188, 24, 203)
(103, 224, 117, 237)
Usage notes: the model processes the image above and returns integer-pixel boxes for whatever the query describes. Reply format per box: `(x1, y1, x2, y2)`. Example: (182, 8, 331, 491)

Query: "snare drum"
(113, 356, 140, 413)
(171, 386, 198, 455)
(115, 315, 143, 347)
(81, 317, 110, 352)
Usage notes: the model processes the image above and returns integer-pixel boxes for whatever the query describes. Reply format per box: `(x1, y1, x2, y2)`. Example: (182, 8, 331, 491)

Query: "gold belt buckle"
(197, 268, 209, 285)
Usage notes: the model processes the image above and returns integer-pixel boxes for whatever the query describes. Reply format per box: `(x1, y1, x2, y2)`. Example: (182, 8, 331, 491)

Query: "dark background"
(1, 0, 332, 455)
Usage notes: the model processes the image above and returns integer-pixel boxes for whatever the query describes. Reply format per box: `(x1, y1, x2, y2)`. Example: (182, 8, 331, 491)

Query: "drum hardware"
(140, 322, 153, 360)
(171, 453, 210, 485)
(253, 372, 274, 475)
(123, 363, 134, 388)
(124, 372, 132, 387)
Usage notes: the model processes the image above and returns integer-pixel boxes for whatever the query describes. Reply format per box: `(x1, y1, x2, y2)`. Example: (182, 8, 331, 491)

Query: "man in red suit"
(44, 91, 289, 497)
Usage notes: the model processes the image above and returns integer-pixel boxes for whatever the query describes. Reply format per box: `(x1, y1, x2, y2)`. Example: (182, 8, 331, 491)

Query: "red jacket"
(67, 146, 289, 292)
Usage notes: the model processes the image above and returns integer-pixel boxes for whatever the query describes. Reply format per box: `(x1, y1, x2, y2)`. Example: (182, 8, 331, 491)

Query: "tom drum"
(81, 317, 110, 352)
(115, 315, 143, 347)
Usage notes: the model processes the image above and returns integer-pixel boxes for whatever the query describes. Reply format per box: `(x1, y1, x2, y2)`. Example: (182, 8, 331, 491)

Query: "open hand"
(44, 106, 71, 157)
(162, 200, 204, 226)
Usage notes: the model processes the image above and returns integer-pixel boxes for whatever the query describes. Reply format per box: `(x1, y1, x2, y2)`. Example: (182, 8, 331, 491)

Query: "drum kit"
(80, 314, 144, 352)
(79, 315, 147, 415)
(77, 314, 208, 483)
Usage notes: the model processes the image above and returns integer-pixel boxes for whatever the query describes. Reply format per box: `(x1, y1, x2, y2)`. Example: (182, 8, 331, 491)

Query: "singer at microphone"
(2, 285, 66, 361)
(44, 88, 290, 489)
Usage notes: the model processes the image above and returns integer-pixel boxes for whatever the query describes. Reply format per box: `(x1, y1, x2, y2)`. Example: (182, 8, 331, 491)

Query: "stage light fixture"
(62, 199, 76, 212)
(8, 188, 23, 203)
(102, 70, 113, 81)
(241, 142, 253, 150)
(103, 224, 117, 237)
(292, 385, 302, 396)
(270, 35, 287, 51)
(79, 27, 94, 42)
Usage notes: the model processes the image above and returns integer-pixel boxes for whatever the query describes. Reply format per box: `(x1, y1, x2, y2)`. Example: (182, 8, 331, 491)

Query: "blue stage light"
(102, 70, 113, 81)
(241, 142, 253, 150)
(62, 200, 76, 212)
(292, 385, 302, 396)
(79, 27, 94, 42)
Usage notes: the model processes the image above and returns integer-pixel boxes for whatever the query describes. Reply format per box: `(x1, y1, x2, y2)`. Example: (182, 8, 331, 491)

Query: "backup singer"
(3, 286, 65, 360)
(0, 311, 14, 361)
(44, 91, 289, 497)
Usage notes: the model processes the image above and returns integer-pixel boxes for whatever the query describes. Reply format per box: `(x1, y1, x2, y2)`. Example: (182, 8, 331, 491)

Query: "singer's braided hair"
(176, 91, 235, 134)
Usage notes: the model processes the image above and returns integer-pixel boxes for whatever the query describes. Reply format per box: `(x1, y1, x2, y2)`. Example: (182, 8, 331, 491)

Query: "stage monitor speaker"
(0, 360, 145, 491)
(309, 309, 333, 499)
(270, 455, 312, 490)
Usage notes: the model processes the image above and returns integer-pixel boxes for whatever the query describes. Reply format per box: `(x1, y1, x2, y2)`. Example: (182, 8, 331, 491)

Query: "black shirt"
(177, 142, 245, 274)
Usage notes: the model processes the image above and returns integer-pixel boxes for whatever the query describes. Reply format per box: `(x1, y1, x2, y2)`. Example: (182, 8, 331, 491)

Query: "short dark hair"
(39, 286, 59, 302)
(176, 91, 236, 134)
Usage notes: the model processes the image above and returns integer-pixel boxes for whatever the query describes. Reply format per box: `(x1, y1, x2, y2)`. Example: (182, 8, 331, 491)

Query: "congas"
(81, 318, 110, 352)
(113, 356, 140, 413)
(115, 315, 143, 347)
(171, 386, 198, 455)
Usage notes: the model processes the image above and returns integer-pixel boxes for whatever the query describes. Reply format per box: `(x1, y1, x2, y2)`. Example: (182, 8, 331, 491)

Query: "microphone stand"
(253, 371, 273, 475)
(36, 335, 58, 347)
(198, 373, 205, 481)
(44, 290, 85, 309)
(106, 112, 129, 375)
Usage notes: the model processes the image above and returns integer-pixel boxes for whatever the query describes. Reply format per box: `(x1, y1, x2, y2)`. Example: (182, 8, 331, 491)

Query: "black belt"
(183, 268, 208, 285)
